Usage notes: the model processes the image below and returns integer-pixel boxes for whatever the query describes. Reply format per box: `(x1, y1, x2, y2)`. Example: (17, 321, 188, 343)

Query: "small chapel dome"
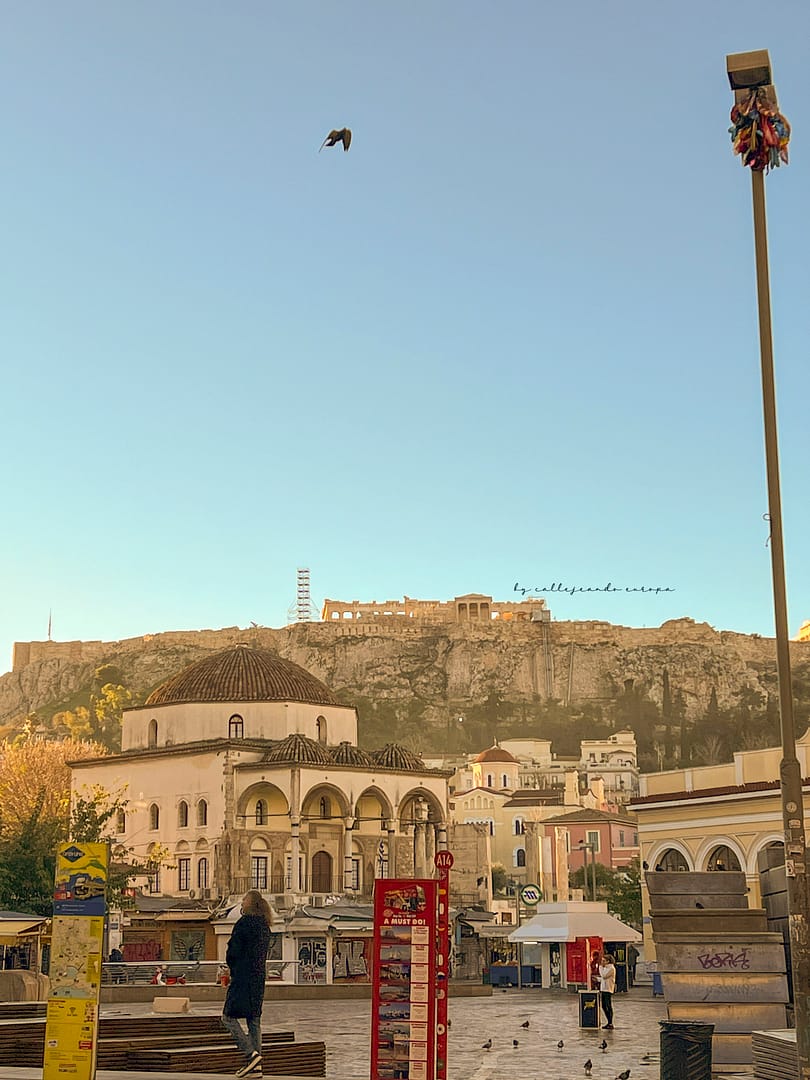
(473, 744, 518, 764)
(263, 733, 336, 766)
(332, 741, 374, 767)
(371, 743, 425, 771)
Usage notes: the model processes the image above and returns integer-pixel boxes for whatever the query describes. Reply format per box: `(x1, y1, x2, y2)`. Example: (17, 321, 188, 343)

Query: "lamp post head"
(726, 49, 771, 91)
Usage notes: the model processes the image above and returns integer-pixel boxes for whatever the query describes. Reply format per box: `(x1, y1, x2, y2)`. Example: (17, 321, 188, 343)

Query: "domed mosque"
(71, 645, 449, 909)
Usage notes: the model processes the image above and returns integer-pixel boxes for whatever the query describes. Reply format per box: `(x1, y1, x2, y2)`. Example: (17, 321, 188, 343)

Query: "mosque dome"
(145, 644, 341, 707)
(263, 733, 336, 766)
(371, 743, 425, 771)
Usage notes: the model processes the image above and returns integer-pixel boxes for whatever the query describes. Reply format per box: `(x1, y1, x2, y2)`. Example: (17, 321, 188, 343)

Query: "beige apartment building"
(629, 728, 810, 954)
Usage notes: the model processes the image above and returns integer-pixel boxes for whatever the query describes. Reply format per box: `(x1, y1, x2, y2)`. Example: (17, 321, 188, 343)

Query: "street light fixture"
(726, 49, 809, 1078)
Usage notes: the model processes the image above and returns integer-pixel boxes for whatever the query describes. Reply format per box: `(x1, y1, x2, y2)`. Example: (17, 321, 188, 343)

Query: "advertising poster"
(371, 879, 438, 1080)
(44, 842, 109, 1080)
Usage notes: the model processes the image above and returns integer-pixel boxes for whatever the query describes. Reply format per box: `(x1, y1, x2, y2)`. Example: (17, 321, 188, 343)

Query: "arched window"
(516, 848, 526, 868)
(255, 799, 267, 826)
(655, 848, 689, 872)
(486, 774, 494, 788)
(197, 799, 208, 826)
(706, 844, 741, 872)
(148, 719, 158, 748)
(149, 804, 160, 830)
(316, 716, 327, 744)
(178, 801, 189, 828)
(115, 809, 126, 834)
(197, 857, 209, 890)
(514, 818, 524, 835)
(229, 714, 244, 739)
(319, 796, 331, 819)
(502, 774, 508, 788)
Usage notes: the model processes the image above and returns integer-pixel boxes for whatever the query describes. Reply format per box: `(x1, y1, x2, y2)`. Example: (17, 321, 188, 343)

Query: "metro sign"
(520, 883, 542, 906)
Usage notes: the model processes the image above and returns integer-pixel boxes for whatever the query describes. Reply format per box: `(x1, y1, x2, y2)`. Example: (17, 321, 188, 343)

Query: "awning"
(476, 925, 516, 939)
(0, 918, 47, 944)
(509, 911, 641, 944)
(0, 919, 47, 936)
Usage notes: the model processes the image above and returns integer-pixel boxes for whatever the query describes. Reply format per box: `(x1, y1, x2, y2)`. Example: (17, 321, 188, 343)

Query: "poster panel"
(44, 842, 108, 1080)
(371, 879, 438, 1080)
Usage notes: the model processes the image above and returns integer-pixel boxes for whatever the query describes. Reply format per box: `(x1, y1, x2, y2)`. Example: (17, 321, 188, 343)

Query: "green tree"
(0, 794, 62, 914)
(491, 863, 508, 896)
(603, 858, 642, 928)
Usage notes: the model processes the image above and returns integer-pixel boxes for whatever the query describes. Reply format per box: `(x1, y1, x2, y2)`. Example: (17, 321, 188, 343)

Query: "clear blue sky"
(3, 2, 810, 675)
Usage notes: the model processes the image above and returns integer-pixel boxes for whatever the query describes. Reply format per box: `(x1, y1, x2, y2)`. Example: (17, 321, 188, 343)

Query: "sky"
(2, 2, 810, 676)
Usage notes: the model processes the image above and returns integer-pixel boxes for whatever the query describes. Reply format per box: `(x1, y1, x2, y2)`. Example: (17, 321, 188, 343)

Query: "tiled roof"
(474, 745, 519, 764)
(544, 807, 638, 825)
(331, 741, 374, 767)
(263, 733, 335, 766)
(145, 644, 342, 706)
(371, 744, 426, 771)
(630, 777, 810, 807)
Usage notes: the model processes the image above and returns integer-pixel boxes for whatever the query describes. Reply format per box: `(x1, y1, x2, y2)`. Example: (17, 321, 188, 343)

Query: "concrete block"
(648, 893, 748, 910)
(152, 995, 191, 1013)
(654, 939, 788, 973)
(711, 1032, 754, 1065)
(659, 972, 789, 1003)
(650, 910, 769, 934)
(646, 872, 747, 897)
(667, 1001, 788, 1032)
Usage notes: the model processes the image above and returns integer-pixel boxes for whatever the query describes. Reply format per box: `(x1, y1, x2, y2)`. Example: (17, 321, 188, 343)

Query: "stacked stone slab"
(646, 871, 789, 1065)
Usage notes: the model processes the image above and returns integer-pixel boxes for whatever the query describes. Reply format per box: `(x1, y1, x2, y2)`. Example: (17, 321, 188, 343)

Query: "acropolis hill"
(4, 595, 810, 760)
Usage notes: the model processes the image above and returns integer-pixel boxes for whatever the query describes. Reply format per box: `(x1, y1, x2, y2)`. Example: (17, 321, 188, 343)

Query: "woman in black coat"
(221, 890, 272, 1077)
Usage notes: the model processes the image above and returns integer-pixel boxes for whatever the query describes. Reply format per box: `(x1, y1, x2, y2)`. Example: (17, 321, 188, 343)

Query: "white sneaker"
(235, 1052, 262, 1077)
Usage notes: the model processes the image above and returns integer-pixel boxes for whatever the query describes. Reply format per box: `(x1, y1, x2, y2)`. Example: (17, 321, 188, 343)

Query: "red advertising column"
(433, 851, 453, 1080)
(371, 879, 438, 1080)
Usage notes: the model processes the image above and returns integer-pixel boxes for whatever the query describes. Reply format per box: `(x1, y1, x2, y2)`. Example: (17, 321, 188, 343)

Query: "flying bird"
(616, 1070, 631, 1080)
(319, 127, 352, 152)
(585, 1060, 593, 1075)
(521, 1020, 530, 1029)
(482, 1039, 492, 1050)
(600, 1040, 609, 1052)
(557, 1040, 565, 1051)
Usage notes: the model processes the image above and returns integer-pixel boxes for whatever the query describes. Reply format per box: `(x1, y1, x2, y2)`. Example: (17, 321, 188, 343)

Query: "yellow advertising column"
(43, 842, 109, 1080)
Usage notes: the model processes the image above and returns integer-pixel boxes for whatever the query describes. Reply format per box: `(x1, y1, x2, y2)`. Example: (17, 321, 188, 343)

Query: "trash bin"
(652, 971, 663, 996)
(578, 989, 600, 1029)
(659, 1021, 714, 1080)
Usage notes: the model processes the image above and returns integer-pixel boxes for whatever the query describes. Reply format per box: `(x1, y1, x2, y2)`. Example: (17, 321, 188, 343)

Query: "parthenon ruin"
(320, 593, 551, 624)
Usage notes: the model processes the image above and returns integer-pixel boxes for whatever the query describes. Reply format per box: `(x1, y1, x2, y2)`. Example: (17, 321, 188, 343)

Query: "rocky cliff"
(3, 618, 810, 762)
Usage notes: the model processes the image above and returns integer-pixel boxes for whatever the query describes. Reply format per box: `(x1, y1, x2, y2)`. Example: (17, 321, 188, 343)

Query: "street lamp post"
(727, 50, 810, 1078)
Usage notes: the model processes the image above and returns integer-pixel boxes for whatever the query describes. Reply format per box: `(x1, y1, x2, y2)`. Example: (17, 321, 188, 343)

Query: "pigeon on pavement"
(616, 1070, 631, 1080)
(585, 1059, 593, 1075)
(482, 1039, 492, 1050)
(521, 1020, 530, 1028)
(513, 1040, 519, 1048)
(557, 1040, 565, 1051)
(600, 1039, 609, 1052)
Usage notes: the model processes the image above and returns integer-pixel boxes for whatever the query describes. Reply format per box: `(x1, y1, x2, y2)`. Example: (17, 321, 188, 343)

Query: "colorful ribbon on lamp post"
(729, 87, 790, 171)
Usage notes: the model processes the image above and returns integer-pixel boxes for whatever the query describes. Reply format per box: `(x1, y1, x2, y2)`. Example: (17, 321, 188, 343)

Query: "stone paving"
(8, 987, 672, 1080)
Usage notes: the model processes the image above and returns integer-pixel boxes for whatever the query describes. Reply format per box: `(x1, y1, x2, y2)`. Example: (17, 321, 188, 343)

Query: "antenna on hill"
(287, 567, 319, 623)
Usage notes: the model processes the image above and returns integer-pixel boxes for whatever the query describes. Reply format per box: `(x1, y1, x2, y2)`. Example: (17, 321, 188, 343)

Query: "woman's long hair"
(242, 889, 273, 925)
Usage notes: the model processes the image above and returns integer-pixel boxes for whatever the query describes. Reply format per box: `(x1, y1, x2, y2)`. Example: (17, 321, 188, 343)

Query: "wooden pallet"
(125, 1039, 326, 1075)
(752, 1030, 798, 1080)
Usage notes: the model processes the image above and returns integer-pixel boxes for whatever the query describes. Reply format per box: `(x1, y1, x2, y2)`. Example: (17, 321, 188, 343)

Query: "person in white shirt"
(598, 954, 617, 1029)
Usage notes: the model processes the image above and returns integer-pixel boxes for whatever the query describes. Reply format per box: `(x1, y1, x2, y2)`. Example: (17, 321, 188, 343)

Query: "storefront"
(509, 901, 641, 990)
